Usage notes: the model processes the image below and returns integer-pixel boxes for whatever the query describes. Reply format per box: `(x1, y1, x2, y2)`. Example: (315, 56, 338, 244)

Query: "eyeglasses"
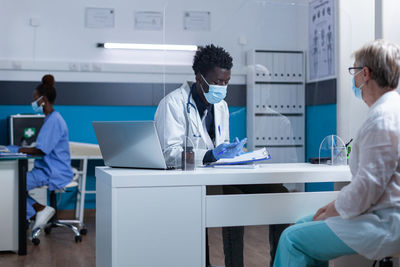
(348, 67, 363, 75)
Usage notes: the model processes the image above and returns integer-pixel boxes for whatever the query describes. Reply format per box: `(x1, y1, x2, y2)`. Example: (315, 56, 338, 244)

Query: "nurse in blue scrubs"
(11, 74, 73, 230)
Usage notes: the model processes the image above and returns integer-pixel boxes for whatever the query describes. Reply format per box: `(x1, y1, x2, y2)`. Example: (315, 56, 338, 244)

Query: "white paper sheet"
(209, 148, 270, 166)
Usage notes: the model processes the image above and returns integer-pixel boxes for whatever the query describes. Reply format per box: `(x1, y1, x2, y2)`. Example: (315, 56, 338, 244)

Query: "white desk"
(96, 163, 351, 267)
(0, 156, 40, 255)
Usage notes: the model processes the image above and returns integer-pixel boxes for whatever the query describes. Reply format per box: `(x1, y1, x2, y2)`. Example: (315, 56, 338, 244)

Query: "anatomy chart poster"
(309, 0, 335, 80)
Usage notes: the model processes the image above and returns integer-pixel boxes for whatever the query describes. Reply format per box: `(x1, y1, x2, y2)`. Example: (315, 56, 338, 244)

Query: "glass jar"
(181, 146, 195, 171)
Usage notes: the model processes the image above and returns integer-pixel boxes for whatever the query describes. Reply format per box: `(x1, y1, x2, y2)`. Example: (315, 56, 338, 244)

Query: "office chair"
(31, 168, 86, 245)
(373, 254, 400, 267)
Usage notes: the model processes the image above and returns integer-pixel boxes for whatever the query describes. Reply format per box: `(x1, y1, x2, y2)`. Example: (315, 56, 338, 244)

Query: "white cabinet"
(0, 161, 18, 252)
(97, 176, 203, 267)
(247, 50, 305, 164)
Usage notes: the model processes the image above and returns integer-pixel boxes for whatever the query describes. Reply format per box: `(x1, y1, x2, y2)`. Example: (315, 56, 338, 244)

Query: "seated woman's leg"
(273, 216, 356, 267)
(26, 195, 36, 220)
(26, 171, 49, 219)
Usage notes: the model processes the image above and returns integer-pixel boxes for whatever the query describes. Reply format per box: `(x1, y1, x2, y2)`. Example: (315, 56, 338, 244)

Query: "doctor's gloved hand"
(212, 137, 247, 160)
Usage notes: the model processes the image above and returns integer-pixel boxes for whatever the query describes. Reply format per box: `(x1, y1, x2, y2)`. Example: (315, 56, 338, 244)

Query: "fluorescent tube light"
(97, 43, 198, 51)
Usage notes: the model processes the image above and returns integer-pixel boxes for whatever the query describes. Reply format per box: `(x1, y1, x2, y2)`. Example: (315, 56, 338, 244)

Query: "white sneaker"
(32, 206, 55, 230)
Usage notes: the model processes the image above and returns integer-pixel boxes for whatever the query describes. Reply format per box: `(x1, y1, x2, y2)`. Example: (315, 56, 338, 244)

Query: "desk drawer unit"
(97, 176, 203, 267)
(206, 191, 339, 227)
(0, 161, 18, 252)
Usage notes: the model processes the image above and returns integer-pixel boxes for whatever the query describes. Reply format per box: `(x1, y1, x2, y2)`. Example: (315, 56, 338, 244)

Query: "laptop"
(93, 121, 170, 169)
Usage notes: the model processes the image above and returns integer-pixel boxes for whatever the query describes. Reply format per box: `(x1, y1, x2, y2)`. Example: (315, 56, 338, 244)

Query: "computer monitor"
(9, 114, 45, 146)
(93, 121, 168, 169)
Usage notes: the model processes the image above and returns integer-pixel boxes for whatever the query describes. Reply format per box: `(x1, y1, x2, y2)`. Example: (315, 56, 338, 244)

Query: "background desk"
(96, 163, 351, 267)
(69, 142, 102, 226)
(0, 156, 40, 255)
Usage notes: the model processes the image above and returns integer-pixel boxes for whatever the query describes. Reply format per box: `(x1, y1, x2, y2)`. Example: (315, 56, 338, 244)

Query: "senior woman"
(273, 39, 400, 266)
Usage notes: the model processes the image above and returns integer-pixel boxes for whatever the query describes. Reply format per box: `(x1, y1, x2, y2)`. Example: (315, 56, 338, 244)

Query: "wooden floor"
(0, 210, 96, 267)
(208, 226, 270, 267)
(0, 210, 272, 267)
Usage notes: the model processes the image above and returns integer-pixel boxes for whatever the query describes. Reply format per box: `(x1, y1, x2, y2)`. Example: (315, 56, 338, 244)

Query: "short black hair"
(36, 74, 57, 103)
(192, 44, 233, 75)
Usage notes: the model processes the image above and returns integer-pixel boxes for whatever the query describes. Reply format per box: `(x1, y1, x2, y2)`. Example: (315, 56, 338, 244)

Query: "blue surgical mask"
(31, 96, 44, 113)
(352, 71, 364, 100)
(200, 74, 228, 104)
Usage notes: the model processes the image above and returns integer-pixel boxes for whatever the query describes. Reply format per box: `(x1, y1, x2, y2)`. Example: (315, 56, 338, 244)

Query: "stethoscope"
(186, 90, 203, 139)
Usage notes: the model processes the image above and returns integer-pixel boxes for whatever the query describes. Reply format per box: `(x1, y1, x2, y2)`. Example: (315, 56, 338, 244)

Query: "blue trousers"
(273, 215, 356, 267)
(26, 171, 49, 220)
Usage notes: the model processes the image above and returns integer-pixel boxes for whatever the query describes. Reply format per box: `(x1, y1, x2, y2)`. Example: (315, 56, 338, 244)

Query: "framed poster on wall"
(309, 0, 335, 81)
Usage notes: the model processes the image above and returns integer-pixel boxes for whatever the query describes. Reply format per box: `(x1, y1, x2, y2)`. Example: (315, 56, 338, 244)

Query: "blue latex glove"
(6, 145, 20, 153)
(212, 137, 247, 160)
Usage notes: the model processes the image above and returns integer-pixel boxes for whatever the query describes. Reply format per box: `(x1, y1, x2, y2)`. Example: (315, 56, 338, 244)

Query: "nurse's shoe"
(32, 206, 55, 230)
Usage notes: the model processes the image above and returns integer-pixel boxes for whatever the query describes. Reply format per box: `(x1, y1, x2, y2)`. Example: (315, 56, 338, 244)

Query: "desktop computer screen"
(9, 114, 45, 146)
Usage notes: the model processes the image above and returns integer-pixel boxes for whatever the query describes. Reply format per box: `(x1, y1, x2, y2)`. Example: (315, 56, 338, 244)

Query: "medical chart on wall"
(309, 0, 335, 80)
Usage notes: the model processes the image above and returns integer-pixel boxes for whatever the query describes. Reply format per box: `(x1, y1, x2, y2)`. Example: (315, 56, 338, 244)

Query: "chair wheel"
(32, 238, 40, 245)
(44, 227, 52, 234)
(80, 228, 87, 235)
(75, 235, 82, 243)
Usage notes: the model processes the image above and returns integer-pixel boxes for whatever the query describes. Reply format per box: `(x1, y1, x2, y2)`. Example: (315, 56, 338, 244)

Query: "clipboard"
(206, 147, 271, 166)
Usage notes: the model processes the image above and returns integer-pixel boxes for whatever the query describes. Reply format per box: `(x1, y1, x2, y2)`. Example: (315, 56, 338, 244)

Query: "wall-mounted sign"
(183, 11, 210, 31)
(135, 11, 163, 31)
(85, 8, 115, 29)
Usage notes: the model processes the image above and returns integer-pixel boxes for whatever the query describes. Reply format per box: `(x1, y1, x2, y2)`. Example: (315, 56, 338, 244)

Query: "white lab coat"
(326, 90, 400, 259)
(154, 81, 230, 167)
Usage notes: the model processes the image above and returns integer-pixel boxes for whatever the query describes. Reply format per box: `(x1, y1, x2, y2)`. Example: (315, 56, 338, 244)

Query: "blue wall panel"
(305, 104, 337, 192)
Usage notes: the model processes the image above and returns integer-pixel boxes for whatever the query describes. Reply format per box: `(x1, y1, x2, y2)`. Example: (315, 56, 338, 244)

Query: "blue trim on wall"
(305, 104, 337, 192)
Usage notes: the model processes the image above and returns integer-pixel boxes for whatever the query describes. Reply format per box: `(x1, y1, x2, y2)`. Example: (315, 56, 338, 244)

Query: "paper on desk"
(208, 148, 271, 166)
(0, 145, 10, 152)
(212, 164, 260, 169)
(0, 152, 27, 157)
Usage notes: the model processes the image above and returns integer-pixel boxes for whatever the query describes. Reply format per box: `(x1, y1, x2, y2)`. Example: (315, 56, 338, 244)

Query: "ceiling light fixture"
(97, 43, 198, 51)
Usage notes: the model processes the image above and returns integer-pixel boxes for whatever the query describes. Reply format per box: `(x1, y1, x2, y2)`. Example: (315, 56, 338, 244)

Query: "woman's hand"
(18, 147, 45, 155)
(313, 200, 339, 221)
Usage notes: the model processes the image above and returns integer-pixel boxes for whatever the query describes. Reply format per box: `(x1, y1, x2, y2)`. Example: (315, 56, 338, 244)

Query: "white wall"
(0, 0, 308, 83)
(381, 0, 400, 95)
(336, 0, 375, 142)
(381, 0, 400, 44)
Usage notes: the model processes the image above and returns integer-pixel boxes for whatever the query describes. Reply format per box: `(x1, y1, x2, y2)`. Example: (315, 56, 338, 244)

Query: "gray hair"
(353, 39, 400, 89)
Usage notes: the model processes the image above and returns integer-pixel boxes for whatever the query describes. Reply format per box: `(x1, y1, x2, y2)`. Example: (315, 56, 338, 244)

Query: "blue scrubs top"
(33, 111, 73, 190)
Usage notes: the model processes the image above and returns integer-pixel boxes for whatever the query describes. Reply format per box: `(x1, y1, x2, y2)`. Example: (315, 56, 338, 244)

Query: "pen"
(345, 138, 353, 159)
(217, 148, 227, 156)
(345, 138, 353, 147)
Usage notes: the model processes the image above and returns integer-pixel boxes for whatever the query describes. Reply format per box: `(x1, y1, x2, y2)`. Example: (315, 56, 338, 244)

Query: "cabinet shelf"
(255, 81, 303, 85)
(255, 113, 304, 117)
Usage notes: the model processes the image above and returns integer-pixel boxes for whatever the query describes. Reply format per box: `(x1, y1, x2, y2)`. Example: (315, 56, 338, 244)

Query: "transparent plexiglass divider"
(318, 135, 347, 165)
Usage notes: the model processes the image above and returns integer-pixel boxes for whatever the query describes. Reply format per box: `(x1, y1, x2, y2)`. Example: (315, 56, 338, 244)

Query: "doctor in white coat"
(155, 45, 287, 267)
(154, 79, 232, 167)
(155, 45, 245, 168)
(155, 45, 248, 267)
